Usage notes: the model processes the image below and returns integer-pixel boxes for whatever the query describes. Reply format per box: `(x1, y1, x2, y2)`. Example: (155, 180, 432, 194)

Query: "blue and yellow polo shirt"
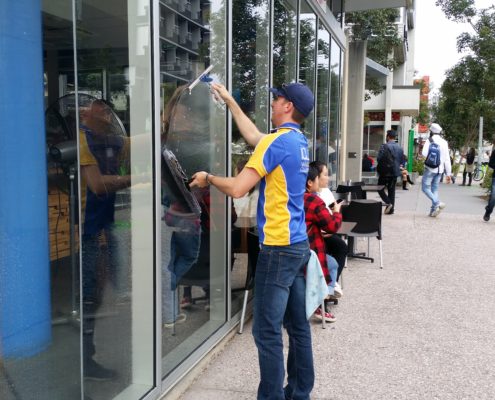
(246, 123, 309, 245)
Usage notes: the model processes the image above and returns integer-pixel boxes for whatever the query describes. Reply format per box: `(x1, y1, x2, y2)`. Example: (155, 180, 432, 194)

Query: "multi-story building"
(343, 0, 420, 179)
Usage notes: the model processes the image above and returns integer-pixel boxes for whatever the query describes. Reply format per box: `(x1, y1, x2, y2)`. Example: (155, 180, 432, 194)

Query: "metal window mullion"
(226, 0, 233, 322)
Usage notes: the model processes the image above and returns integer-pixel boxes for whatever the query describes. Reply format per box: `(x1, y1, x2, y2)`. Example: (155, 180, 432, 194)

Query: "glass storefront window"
(159, 0, 227, 379)
(329, 39, 342, 187)
(230, 0, 269, 317)
(316, 22, 330, 166)
(273, 0, 298, 88)
(76, 1, 155, 398)
(299, 1, 317, 156)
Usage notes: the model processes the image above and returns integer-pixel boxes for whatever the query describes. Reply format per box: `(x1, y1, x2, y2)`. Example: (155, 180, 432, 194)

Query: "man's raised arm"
(211, 83, 265, 147)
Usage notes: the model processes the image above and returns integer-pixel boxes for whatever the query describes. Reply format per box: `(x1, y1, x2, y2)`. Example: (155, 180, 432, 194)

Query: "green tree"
(435, 1, 495, 146)
(346, 8, 402, 99)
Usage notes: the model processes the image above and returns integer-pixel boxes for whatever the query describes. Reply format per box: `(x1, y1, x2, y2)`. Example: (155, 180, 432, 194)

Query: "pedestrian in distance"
(190, 81, 315, 400)
(460, 147, 476, 186)
(376, 130, 404, 215)
(421, 123, 452, 217)
(400, 155, 414, 190)
(483, 146, 495, 222)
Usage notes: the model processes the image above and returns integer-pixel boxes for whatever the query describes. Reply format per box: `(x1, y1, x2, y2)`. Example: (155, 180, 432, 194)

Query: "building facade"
(0, 1, 346, 399)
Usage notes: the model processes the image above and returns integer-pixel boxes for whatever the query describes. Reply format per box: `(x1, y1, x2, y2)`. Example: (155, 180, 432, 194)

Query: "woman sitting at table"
(310, 161, 348, 294)
(304, 163, 343, 323)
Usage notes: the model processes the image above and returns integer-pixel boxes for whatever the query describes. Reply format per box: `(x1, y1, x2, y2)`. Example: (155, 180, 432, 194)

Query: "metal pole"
(478, 116, 484, 168)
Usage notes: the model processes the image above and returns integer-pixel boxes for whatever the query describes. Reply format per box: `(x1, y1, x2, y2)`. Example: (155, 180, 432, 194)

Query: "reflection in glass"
(273, 0, 298, 88)
(160, 0, 227, 380)
(316, 22, 330, 167)
(230, 0, 269, 317)
(329, 40, 342, 187)
(299, 1, 317, 156)
(77, 0, 154, 398)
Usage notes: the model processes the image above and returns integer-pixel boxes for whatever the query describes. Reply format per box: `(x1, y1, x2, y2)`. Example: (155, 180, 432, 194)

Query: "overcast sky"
(415, 0, 492, 93)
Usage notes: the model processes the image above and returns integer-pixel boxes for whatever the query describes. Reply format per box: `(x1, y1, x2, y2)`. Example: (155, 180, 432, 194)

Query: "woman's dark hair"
(306, 164, 320, 189)
(309, 160, 326, 178)
(468, 147, 476, 157)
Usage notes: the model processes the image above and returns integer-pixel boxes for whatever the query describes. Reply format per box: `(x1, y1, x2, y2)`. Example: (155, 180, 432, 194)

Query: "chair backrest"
(336, 183, 365, 200)
(341, 199, 382, 239)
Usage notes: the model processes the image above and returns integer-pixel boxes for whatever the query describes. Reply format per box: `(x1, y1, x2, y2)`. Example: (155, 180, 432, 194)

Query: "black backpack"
(377, 144, 395, 176)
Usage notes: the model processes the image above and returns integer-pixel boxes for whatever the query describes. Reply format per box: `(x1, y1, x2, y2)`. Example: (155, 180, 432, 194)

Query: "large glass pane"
(316, 22, 330, 166)
(299, 1, 317, 156)
(1, 3, 81, 399)
(273, 0, 297, 88)
(76, 1, 155, 399)
(159, 0, 227, 379)
(230, 1, 269, 317)
(329, 39, 342, 187)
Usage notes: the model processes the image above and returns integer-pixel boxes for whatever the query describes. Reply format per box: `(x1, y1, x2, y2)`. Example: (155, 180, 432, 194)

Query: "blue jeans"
(486, 177, 495, 216)
(422, 169, 441, 212)
(252, 240, 313, 400)
(326, 254, 339, 294)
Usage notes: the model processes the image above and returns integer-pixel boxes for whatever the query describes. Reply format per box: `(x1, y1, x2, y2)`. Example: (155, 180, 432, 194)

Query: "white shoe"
(430, 207, 441, 217)
(384, 204, 393, 214)
(334, 282, 343, 297)
(163, 313, 187, 328)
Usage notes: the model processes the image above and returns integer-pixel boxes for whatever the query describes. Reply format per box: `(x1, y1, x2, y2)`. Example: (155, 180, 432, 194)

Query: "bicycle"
(473, 163, 488, 181)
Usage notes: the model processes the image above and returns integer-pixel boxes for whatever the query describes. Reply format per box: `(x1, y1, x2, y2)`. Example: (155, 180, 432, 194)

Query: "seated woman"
(304, 164, 343, 323)
(310, 161, 348, 295)
(400, 155, 414, 190)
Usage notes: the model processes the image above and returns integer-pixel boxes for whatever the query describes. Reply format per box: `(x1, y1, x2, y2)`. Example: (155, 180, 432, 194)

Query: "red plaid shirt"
(304, 192, 342, 284)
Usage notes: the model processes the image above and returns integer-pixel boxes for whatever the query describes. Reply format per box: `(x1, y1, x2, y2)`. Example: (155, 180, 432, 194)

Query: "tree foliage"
(346, 8, 402, 99)
(346, 9, 402, 69)
(434, 2, 495, 148)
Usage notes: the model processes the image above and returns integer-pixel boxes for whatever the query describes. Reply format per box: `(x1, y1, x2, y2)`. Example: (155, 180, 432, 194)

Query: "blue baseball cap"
(269, 83, 314, 117)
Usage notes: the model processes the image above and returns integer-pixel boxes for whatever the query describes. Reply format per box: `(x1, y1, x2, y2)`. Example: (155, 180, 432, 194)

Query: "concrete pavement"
(177, 179, 495, 400)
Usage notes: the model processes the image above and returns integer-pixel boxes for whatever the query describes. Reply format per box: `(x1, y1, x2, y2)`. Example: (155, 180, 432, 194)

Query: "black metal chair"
(336, 182, 365, 201)
(340, 199, 383, 269)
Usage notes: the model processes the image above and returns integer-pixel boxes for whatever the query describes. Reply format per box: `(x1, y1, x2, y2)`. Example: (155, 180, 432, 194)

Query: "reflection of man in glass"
(79, 99, 131, 381)
(191, 82, 314, 400)
(161, 87, 202, 327)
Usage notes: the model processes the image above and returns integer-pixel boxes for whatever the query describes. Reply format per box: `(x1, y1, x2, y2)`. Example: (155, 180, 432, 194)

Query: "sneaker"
(84, 359, 117, 381)
(180, 297, 192, 309)
(334, 282, 343, 298)
(163, 313, 187, 328)
(439, 202, 446, 210)
(429, 206, 441, 217)
(483, 212, 490, 222)
(384, 204, 393, 214)
(314, 307, 336, 322)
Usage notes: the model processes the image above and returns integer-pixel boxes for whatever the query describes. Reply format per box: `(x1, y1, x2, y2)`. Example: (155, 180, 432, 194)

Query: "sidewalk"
(178, 180, 495, 400)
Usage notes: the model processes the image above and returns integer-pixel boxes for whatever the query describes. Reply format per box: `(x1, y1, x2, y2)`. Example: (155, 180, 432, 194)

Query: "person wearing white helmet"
(421, 123, 452, 217)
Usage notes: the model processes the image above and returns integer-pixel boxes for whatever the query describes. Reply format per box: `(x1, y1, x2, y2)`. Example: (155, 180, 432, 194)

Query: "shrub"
(413, 158, 425, 176)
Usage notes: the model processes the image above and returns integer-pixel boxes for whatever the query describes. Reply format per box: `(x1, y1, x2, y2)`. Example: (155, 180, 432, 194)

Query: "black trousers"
(324, 234, 348, 281)
(378, 176, 397, 207)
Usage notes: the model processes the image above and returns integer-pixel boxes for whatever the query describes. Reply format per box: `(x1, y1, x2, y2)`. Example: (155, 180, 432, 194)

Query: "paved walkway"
(179, 179, 495, 400)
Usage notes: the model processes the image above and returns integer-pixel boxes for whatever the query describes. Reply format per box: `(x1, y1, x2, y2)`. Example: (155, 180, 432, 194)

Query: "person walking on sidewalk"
(190, 82, 314, 400)
(376, 130, 404, 215)
(483, 147, 495, 222)
(421, 123, 452, 217)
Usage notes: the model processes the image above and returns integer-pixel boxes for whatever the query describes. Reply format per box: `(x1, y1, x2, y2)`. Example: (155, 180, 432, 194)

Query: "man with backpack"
(421, 123, 452, 217)
(376, 130, 404, 215)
